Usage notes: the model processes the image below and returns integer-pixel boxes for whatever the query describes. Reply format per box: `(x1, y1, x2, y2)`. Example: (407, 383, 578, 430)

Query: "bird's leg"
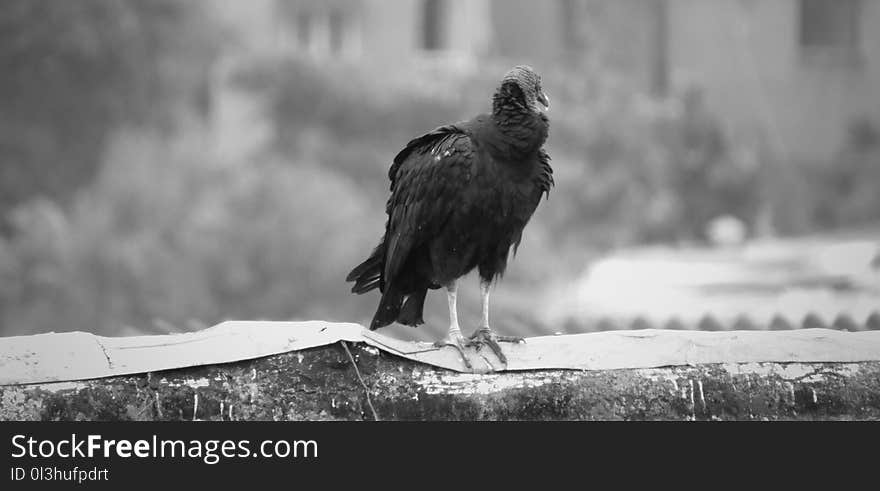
(479, 280, 491, 331)
(467, 281, 524, 365)
(432, 281, 473, 370)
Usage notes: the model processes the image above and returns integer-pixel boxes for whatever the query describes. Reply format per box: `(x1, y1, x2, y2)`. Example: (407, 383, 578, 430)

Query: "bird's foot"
(433, 331, 473, 370)
(466, 327, 524, 366)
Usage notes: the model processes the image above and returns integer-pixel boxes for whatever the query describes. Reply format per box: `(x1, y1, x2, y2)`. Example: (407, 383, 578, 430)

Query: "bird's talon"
(467, 328, 514, 366)
(433, 337, 473, 370)
(486, 340, 508, 365)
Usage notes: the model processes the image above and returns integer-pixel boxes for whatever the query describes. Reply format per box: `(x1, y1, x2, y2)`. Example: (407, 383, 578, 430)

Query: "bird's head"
(496, 65, 550, 114)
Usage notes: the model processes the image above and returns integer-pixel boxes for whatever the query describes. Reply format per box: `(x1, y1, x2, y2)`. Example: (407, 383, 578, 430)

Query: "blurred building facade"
(505, 0, 880, 166)
(211, 0, 492, 68)
(210, 0, 879, 166)
(665, 0, 880, 165)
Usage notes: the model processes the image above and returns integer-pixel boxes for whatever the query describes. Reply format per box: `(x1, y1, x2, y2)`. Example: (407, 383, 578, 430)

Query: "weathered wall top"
(4, 321, 880, 384)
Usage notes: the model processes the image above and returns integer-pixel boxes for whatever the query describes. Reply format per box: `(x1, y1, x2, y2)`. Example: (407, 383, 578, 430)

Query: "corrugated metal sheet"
(558, 311, 880, 333)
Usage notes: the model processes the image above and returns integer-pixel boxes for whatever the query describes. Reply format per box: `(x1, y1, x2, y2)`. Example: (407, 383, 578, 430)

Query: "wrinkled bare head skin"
(500, 65, 550, 113)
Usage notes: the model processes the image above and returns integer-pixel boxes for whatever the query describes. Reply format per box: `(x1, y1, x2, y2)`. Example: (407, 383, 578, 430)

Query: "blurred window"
(329, 11, 345, 55)
(799, 0, 861, 65)
(295, 9, 357, 59)
(297, 11, 314, 52)
(422, 0, 446, 51)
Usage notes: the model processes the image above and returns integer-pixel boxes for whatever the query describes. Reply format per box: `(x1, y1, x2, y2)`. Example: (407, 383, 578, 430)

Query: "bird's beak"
(537, 90, 550, 110)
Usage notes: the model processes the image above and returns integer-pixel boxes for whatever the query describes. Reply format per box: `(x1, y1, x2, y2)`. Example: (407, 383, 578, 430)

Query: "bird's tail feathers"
(396, 288, 427, 327)
(350, 239, 427, 330)
(346, 242, 385, 294)
(370, 285, 428, 330)
(370, 287, 403, 330)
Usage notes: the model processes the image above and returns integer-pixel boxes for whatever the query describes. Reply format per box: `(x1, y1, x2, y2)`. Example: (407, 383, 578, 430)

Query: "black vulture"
(346, 65, 553, 368)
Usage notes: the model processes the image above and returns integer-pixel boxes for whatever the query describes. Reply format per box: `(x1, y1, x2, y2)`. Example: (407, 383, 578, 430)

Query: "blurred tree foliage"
(246, 59, 763, 248)
(0, 129, 379, 336)
(814, 119, 880, 228)
(0, 0, 221, 233)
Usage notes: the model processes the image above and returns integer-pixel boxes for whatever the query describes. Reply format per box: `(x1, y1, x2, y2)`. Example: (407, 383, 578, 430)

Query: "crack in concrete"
(94, 338, 114, 369)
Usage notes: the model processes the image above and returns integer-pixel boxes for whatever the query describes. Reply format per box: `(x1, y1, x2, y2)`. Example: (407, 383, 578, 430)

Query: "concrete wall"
(5, 341, 880, 420)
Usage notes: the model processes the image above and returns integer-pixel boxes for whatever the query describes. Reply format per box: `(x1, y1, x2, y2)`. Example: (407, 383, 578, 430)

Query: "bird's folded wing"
(384, 129, 475, 282)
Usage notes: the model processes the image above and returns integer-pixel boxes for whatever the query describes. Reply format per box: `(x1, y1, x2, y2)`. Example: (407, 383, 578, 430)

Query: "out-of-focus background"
(1, 0, 878, 341)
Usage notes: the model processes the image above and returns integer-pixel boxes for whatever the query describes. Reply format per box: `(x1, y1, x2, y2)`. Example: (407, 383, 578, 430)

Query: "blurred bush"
(0, 0, 222, 233)
(813, 118, 880, 229)
(246, 59, 763, 249)
(0, 128, 379, 336)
